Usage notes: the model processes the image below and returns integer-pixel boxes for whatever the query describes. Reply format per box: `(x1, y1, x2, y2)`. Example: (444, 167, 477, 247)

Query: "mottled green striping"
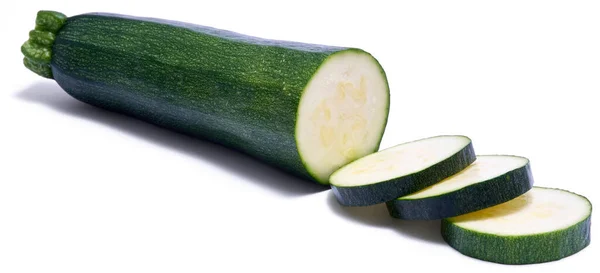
(331, 142, 476, 206)
(442, 215, 591, 264)
(50, 13, 356, 183)
(386, 160, 534, 220)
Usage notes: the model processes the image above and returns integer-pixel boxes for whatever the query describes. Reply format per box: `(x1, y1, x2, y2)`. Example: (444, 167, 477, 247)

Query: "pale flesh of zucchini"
(330, 135, 471, 187)
(296, 51, 389, 183)
(403, 155, 528, 199)
(449, 187, 591, 236)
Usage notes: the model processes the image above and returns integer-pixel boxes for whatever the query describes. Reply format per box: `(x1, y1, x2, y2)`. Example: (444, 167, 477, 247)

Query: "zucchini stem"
(22, 11, 66, 79)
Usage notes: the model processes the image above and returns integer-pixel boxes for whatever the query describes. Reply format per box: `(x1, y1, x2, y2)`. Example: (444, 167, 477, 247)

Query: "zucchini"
(330, 135, 476, 206)
(387, 155, 534, 220)
(442, 187, 592, 264)
(21, 11, 390, 184)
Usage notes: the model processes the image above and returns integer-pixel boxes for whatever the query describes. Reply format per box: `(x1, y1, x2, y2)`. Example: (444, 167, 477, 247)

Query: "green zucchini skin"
(442, 215, 591, 264)
(331, 142, 476, 206)
(386, 161, 534, 220)
(35, 12, 389, 184)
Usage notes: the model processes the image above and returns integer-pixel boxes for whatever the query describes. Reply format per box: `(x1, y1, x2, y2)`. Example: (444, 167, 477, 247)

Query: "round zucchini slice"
(330, 135, 475, 206)
(387, 155, 533, 220)
(442, 186, 592, 264)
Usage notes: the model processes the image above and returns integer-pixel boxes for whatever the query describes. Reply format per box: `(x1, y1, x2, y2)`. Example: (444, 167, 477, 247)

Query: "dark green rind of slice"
(387, 159, 534, 220)
(331, 141, 476, 206)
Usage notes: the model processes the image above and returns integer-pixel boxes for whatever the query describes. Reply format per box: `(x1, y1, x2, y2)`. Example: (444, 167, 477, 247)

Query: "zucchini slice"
(387, 155, 534, 220)
(442, 187, 592, 264)
(330, 135, 476, 206)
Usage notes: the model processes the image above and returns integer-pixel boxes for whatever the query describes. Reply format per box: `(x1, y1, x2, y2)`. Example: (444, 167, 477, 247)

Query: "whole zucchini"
(22, 11, 390, 184)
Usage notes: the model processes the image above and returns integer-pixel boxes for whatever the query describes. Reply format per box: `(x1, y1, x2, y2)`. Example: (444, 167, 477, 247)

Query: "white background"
(1, 0, 598, 272)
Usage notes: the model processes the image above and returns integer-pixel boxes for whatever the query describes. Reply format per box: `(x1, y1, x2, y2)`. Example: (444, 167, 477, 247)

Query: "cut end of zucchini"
(443, 187, 592, 264)
(295, 49, 389, 184)
(22, 10, 67, 79)
(332, 135, 471, 187)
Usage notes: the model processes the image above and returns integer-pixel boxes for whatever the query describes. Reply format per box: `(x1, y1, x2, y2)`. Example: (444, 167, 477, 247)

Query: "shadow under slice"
(326, 192, 446, 245)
